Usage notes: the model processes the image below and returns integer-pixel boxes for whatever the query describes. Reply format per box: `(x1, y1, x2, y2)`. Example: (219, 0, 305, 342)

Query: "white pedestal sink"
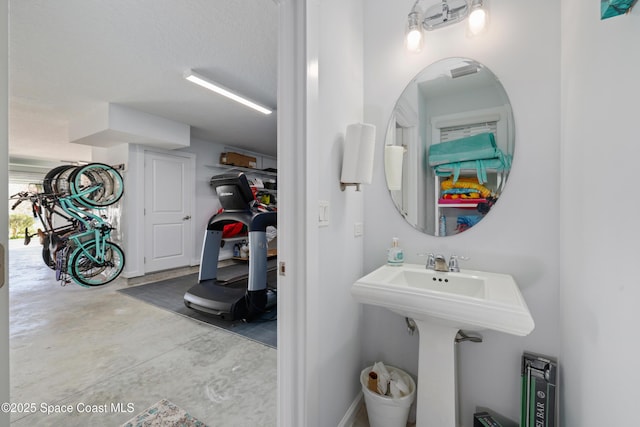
(351, 264, 535, 427)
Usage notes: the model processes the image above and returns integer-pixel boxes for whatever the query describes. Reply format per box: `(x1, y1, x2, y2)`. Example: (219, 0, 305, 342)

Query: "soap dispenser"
(387, 237, 404, 266)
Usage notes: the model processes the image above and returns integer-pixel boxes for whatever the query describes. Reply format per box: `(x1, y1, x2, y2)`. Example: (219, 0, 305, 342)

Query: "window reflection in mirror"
(384, 58, 514, 236)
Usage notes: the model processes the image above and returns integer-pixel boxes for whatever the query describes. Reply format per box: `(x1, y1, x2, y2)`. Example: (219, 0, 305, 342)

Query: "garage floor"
(8, 240, 277, 426)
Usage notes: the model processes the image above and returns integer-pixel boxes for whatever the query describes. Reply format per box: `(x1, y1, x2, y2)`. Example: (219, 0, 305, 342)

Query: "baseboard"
(338, 391, 364, 427)
(125, 265, 199, 286)
(121, 270, 142, 279)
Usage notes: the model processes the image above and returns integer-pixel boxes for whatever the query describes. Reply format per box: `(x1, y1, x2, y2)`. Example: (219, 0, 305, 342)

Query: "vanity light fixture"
(405, 10, 425, 53)
(405, 0, 489, 53)
(467, 0, 489, 35)
(184, 70, 273, 115)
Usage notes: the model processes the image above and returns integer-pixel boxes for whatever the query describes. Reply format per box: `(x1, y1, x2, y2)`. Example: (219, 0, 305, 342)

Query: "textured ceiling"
(9, 0, 278, 162)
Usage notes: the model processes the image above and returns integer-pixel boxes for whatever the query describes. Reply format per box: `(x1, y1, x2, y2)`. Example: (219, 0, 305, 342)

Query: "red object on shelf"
(222, 222, 246, 238)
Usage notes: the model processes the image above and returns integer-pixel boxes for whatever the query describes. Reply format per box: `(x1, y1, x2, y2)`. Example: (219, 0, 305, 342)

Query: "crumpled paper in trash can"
(370, 361, 410, 398)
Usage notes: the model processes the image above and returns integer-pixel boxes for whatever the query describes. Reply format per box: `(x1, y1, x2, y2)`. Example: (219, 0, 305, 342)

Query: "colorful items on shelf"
(441, 177, 493, 198)
(456, 215, 482, 233)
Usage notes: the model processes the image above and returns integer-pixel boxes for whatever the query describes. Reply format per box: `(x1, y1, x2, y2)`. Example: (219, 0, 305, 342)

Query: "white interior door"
(144, 150, 193, 273)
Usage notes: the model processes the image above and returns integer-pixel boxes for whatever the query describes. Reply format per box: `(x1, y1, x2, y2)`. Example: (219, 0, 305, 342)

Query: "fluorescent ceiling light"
(184, 70, 273, 115)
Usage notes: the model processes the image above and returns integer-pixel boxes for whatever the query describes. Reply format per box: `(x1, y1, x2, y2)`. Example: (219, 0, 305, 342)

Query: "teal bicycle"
(11, 163, 125, 287)
(56, 187, 125, 286)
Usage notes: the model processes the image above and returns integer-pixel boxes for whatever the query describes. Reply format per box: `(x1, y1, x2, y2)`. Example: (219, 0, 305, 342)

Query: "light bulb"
(467, 8, 487, 35)
(406, 28, 424, 53)
(405, 10, 424, 53)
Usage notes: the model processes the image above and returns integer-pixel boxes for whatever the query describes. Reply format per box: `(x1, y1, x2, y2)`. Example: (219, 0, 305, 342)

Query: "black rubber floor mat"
(118, 272, 277, 348)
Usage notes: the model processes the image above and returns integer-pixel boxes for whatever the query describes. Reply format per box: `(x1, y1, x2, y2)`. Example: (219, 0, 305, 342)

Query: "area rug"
(118, 272, 277, 348)
(121, 399, 207, 427)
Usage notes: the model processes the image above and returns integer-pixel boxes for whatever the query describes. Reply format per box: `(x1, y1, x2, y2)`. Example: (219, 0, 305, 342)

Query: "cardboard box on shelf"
(220, 152, 257, 169)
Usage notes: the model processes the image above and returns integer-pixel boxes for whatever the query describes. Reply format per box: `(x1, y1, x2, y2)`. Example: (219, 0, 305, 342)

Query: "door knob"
(182, 215, 191, 220)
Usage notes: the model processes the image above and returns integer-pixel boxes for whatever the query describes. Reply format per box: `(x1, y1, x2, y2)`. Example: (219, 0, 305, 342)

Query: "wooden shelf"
(232, 249, 277, 262)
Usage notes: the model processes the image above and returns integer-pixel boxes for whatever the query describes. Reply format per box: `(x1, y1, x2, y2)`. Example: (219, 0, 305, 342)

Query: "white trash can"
(360, 366, 416, 427)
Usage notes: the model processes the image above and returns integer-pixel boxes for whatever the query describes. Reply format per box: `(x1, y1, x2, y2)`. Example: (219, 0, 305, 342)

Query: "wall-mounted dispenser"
(340, 123, 376, 191)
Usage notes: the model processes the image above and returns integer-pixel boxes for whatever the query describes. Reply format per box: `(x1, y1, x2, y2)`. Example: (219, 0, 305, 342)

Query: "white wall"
(92, 143, 145, 277)
(362, 1, 560, 424)
(92, 143, 129, 243)
(304, 0, 366, 425)
(560, 3, 640, 425)
(1, 1, 10, 424)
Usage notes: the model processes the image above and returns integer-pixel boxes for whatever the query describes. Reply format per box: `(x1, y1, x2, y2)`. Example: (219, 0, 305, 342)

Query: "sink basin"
(351, 263, 534, 335)
(352, 263, 535, 427)
(389, 269, 485, 298)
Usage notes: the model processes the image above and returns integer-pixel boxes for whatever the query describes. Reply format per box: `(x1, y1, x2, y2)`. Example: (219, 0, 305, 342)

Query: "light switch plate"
(318, 201, 329, 227)
(354, 222, 363, 236)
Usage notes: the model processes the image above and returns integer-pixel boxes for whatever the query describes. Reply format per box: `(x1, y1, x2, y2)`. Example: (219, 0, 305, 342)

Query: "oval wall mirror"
(384, 58, 515, 236)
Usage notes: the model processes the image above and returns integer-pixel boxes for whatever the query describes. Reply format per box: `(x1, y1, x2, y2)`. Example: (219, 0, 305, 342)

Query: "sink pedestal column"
(414, 320, 460, 427)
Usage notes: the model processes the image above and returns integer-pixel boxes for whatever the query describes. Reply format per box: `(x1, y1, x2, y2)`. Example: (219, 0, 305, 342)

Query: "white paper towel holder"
(340, 182, 362, 191)
(340, 123, 376, 192)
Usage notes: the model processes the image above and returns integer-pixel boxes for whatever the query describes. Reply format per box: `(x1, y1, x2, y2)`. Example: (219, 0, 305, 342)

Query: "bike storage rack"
(10, 163, 126, 287)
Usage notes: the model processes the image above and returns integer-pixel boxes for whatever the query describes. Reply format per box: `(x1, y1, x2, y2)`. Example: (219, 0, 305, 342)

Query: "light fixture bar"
(184, 70, 273, 115)
(422, 0, 469, 30)
(450, 64, 479, 78)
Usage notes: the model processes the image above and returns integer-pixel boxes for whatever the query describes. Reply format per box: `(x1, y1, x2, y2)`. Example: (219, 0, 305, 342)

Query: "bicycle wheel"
(69, 163, 124, 207)
(41, 234, 55, 270)
(69, 241, 125, 287)
(43, 165, 76, 195)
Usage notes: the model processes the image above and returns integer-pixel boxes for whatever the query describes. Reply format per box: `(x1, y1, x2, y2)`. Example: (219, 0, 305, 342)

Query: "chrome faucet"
(425, 253, 436, 270)
(448, 255, 459, 272)
(424, 253, 448, 272)
(434, 254, 448, 272)
(424, 253, 466, 272)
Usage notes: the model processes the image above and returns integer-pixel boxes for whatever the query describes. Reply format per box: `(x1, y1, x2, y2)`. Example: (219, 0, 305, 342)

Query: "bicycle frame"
(11, 163, 125, 287)
(35, 194, 79, 236)
(57, 183, 113, 265)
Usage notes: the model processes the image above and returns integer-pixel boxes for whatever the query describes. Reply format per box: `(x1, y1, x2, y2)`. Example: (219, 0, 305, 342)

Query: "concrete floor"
(8, 240, 277, 426)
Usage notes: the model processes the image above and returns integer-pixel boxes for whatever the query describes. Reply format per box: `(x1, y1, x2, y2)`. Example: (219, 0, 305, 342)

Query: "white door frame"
(142, 148, 196, 274)
(126, 145, 197, 278)
(1, 1, 10, 423)
(0, 2, 308, 425)
(275, 0, 308, 426)
(143, 149, 196, 273)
